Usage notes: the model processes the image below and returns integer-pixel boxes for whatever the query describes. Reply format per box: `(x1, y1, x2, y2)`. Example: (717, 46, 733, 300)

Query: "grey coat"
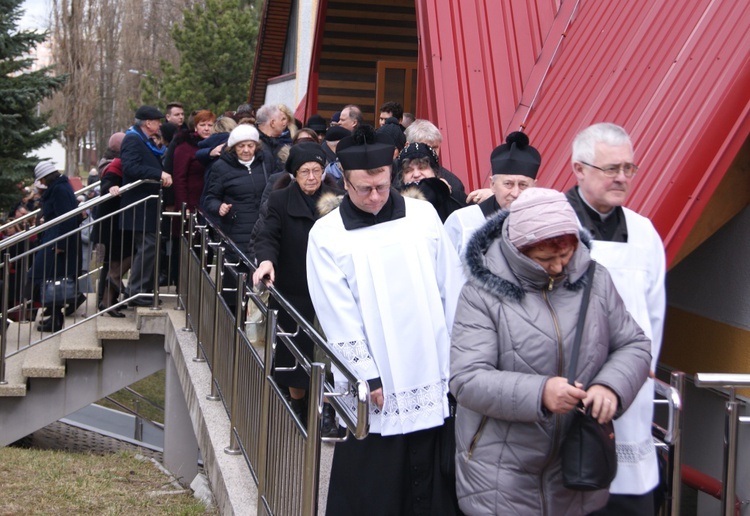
(450, 211, 651, 516)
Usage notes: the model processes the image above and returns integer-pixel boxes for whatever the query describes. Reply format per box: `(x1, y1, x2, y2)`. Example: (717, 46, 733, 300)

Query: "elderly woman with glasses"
(252, 142, 343, 434)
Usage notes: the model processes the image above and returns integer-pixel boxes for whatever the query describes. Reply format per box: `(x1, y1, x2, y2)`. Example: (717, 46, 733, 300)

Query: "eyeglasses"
(346, 181, 391, 197)
(580, 161, 639, 178)
(297, 168, 323, 177)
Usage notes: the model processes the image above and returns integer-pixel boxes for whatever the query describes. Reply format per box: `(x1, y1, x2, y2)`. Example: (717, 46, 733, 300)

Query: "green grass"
(97, 370, 166, 424)
(0, 447, 215, 514)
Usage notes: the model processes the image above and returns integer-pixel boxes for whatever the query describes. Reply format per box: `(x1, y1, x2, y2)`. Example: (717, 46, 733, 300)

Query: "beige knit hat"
(507, 188, 580, 249)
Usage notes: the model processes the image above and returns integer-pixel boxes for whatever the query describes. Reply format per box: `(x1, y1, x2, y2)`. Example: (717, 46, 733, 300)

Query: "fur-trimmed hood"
(463, 209, 593, 303)
(317, 191, 344, 217)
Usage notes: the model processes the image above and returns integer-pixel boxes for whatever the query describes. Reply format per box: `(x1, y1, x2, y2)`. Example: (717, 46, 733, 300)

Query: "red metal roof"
(417, 0, 750, 264)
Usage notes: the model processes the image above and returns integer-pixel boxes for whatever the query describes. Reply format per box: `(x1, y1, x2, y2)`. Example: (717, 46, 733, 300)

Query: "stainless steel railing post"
(302, 362, 325, 516)
(722, 393, 740, 516)
(175, 202, 187, 311)
(668, 371, 685, 516)
(192, 226, 208, 363)
(224, 272, 245, 456)
(182, 213, 195, 332)
(695, 373, 750, 516)
(151, 187, 163, 310)
(257, 308, 278, 515)
(206, 246, 224, 401)
(0, 253, 10, 384)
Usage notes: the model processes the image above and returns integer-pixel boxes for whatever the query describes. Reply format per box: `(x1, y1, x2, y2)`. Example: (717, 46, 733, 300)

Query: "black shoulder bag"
(560, 261, 618, 491)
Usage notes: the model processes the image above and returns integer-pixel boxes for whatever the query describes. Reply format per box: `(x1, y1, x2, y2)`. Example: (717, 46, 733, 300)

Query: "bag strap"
(567, 261, 597, 386)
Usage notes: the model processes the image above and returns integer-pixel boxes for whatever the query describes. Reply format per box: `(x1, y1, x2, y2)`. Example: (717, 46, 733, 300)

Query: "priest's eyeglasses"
(347, 182, 391, 197)
(580, 161, 639, 178)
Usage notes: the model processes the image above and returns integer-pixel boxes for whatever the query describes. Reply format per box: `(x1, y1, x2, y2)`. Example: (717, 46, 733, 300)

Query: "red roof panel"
(417, 0, 750, 264)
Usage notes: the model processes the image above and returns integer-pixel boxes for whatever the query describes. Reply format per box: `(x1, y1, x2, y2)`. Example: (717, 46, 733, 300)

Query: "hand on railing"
(252, 260, 275, 288)
(160, 171, 173, 187)
(108, 185, 120, 196)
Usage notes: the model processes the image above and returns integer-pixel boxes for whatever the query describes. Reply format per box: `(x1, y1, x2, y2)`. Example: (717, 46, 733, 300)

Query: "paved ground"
(12, 420, 164, 462)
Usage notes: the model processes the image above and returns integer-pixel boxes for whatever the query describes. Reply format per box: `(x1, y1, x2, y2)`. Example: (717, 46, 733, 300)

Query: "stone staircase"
(0, 297, 168, 446)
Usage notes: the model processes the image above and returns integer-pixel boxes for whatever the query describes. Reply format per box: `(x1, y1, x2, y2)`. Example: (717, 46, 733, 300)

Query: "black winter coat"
(203, 150, 269, 254)
(253, 180, 342, 388)
(119, 126, 165, 232)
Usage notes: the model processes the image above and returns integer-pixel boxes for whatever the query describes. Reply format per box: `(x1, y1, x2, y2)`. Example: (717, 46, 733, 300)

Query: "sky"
(18, 0, 50, 31)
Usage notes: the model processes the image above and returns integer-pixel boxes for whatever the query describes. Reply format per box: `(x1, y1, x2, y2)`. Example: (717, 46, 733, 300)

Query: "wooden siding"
(250, 0, 294, 109)
(315, 0, 417, 125)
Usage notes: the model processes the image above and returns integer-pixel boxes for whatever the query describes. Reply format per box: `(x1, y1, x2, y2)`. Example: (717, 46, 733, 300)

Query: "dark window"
(281, 0, 298, 74)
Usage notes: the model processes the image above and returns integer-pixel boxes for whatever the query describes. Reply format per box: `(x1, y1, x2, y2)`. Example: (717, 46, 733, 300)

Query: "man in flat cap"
(444, 131, 540, 256)
(120, 105, 173, 306)
(306, 125, 464, 515)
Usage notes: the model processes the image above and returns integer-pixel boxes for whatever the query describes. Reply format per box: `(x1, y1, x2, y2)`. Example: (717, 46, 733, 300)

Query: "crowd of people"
(11, 95, 666, 515)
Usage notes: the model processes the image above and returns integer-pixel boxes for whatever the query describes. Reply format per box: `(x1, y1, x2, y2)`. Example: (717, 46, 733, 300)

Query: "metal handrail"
(652, 371, 685, 516)
(0, 180, 102, 235)
(193, 207, 371, 439)
(694, 372, 750, 516)
(0, 179, 159, 253)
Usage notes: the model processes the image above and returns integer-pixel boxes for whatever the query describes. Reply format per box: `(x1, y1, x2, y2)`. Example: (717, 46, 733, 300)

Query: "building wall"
(662, 205, 750, 377)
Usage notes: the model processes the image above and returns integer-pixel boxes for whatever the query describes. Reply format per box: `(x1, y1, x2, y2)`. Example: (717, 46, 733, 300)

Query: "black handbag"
(560, 262, 618, 491)
(41, 278, 79, 306)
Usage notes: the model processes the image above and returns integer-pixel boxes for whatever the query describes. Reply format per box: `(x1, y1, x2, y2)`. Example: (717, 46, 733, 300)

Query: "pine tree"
(141, 0, 260, 114)
(0, 0, 67, 212)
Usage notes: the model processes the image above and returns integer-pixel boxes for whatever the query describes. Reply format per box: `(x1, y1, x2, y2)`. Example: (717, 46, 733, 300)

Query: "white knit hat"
(34, 161, 58, 181)
(227, 124, 260, 148)
(507, 188, 580, 249)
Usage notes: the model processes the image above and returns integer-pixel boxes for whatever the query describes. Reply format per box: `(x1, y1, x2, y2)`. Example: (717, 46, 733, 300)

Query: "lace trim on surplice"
(331, 339, 374, 369)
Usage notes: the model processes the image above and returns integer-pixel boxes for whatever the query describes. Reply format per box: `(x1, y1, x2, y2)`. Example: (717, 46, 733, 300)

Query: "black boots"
(37, 310, 64, 332)
(63, 293, 87, 316)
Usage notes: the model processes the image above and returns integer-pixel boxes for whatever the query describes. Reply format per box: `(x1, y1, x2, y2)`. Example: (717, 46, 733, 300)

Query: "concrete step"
(59, 317, 102, 360)
(0, 352, 27, 397)
(21, 334, 65, 378)
(96, 305, 140, 340)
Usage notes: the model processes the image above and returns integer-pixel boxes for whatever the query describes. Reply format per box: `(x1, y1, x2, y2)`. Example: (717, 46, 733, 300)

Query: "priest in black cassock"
(306, 126, 464, 515)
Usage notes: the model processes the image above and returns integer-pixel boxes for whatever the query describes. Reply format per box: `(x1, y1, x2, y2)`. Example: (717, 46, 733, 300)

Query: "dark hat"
(285, 142, 326, 175)
(325, 126, 350, 142)
(377, 119, 406, 151)
(159, 122, 178, 144)
(336, 125, 395, 171)
(306, 114, 327, 134)
(135, 105, 165, 120)
(490, 131, 541, 178)
(397, 142, 439, 172)
(331, 111, 341, 124)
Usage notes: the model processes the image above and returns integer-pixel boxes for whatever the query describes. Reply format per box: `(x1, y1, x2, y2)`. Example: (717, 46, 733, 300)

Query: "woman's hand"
(252, 260, 275, 287)
(210, 143, 225, 157)
(542, 377, 586, 414)
(108, 185, 120, 197)
(219, 203, 232, 216)
(583, 385, 618, 424)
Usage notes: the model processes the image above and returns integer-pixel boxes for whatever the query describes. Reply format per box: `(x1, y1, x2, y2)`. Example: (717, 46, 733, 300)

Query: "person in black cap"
(120, 105, 173, 306)
(305, 114, 327, 141)
(306, 125, 464, 516)
(251, 142, 343, 436)
(396, 142, 464, 222)
(444, 131, 540, 256)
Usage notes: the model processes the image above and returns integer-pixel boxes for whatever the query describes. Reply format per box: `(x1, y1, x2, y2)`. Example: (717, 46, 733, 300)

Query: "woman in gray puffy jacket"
(450, 188, 651, 515)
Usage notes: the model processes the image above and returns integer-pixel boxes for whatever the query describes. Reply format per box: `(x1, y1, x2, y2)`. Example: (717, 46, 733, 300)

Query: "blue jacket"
(31, 175, 80, 284)
(120, 125, 165, 232)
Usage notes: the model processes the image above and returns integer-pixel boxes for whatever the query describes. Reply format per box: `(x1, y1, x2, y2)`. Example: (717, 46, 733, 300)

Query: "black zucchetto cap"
(490, 131, 541, 178)
(324, 125, 350, 142)
(135, 105, 165, 120)
(336, 125, 395, 171)
(377, 119, 406, 151)
(286, 142, 327, 175)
